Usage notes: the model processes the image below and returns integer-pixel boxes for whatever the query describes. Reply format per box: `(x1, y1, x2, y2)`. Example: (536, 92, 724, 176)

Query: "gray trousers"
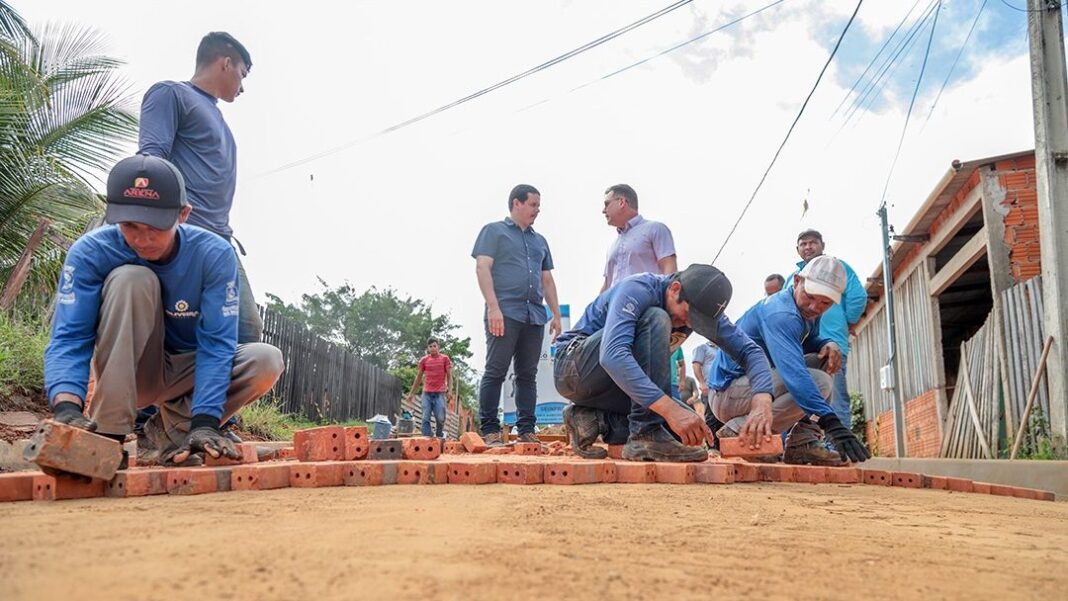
(88, 265, 284, 445)
(709, 355, 832, 448)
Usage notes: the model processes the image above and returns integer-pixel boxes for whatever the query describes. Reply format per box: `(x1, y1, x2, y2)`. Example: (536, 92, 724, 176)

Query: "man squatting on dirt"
(43, 154, 284, 466)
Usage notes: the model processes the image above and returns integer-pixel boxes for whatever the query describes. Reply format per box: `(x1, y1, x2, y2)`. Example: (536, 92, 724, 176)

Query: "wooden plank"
(960, 330, 993, 459)
(929, 226, 989, 296)
(0, 219, 51, 310)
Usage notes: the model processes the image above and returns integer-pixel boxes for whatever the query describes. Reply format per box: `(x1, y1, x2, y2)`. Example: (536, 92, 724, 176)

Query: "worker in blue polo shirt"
(708, 255, 870, 464)
(43, 155, 284, 466)
(554, 265, 773, 462)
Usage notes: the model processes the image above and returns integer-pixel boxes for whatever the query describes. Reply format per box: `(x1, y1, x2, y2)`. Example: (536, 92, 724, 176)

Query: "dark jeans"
(478, 316, 544, 435)
(554, 307, 690, 443)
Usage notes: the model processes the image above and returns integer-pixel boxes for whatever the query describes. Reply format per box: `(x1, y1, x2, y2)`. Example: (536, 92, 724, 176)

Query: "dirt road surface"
(1, 483, 1065, 601)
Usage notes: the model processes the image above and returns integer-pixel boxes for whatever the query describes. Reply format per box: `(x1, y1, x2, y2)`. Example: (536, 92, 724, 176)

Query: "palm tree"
(0, 0, 137, 316)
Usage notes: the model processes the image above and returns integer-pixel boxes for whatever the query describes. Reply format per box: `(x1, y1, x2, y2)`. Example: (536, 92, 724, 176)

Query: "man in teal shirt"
(670, 347, 686, 400)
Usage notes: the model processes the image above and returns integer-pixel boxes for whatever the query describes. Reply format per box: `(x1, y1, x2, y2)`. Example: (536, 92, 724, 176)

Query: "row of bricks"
(293, 427, 453, 462)
(858, 469, 1056, 501)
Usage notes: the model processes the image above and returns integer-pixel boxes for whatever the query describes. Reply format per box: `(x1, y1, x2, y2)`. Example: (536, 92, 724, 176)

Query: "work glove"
(817, 413, 871, 463)
(52, 400, 97, 432)
(162, 415, 240, 465)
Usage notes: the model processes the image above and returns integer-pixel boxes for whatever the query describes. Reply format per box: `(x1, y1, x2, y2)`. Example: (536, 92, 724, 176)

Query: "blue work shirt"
(471, 217, 554, 325)
(708, 289, 835, 417)
(786, 257, 867, 357)
(555, 273, 773, 408)
(45, 225, 240, 420)
(139, 81, 237, 238)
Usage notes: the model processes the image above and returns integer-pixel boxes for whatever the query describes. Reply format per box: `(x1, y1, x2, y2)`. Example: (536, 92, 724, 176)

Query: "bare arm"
(658, 254, 678, 275)
(542, 270, 562, 341)
(475, 255, 504, 337)
(407, 367, 424, 400)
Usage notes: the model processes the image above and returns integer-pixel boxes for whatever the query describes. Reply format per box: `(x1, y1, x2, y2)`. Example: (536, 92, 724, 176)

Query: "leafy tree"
(265, 280, 477, 409)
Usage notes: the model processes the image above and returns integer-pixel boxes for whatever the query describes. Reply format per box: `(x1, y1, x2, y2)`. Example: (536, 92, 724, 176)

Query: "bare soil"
(1, 483, 1065, 601)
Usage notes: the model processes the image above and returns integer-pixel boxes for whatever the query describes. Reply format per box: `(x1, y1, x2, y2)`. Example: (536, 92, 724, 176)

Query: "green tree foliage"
(265, 281, 477, 408)
(0, 1, 137, 312)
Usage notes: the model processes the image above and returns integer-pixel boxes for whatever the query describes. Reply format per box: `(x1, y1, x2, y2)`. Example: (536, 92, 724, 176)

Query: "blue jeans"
(554, 307, 688, 443)
(478, 316, 544, 435)
(421, 392, 447, 437)
(670, 384, 680, 400)
(830, 358, 851, 428)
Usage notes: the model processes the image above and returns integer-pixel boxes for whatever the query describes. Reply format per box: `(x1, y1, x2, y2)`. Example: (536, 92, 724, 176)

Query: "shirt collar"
(504, 216, 534, 233)
(617, 214, 645, 234)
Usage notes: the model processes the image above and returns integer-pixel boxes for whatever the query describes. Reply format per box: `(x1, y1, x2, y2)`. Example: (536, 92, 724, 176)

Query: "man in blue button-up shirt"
(472, 184, 562, 446)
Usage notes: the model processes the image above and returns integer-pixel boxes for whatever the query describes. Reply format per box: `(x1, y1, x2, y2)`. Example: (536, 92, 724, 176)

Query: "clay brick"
(513, 442, 542, 456)
(106, 470, 168, 497)
(989, 484, 1016, 497)
(460, 432, 487, 453)
(892, 471, 923, 488)
(483, 447, 513, 455)
(544, 462, 600, 485)
(607, 445, 624, 460)
(758, 464, 796, 482)
(204, 443, 259, 466)
(231, 463, 291, 491)
(277, 447, 296, 460)
(656, 463, 696, 484)
(972, 481, 992, 494)
(166, 469, 218, 495)
(23, 419, 123, 481)
(731, 462, 759, 483)
(719, 435, 784, 459)
(443, 441, 466, 454)
(395, 461, 448, 484)
(923, 475, 948, 490)
(614, 462, 657, 484)
(210, 467, 233, 492)
(694, 462, 734, 484)
(289, 462, 345, 488)
(600, 461, 618, 483)
(343, 426, 369, 460)
(0, 472, 36, 502)
(368, 439, 404, 460)
(945, 477, 974, 493)
(401, 437, 442, 461)
(862, 469, 892, 486)
(1012, 487, 1055, 501)
(343, 461, 398, 486)
(793, 466, 827, 484)
(497, 462, 543, 484)
(825, 467, 861, 484)
(447, 462, 496, 484)
(293, 426, 345, 462)
(35, 473, 106, 501)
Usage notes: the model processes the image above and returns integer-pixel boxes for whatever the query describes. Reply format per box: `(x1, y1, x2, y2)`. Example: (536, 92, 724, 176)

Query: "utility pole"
(1029, 0, 1068, 447)
(878, 203, 906, 458)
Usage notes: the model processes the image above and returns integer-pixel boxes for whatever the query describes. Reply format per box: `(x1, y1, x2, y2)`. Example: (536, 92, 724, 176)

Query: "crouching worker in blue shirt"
(44, 155, 284, 466)
(707, 255, 870, 465)
(553, 265, 774, 462)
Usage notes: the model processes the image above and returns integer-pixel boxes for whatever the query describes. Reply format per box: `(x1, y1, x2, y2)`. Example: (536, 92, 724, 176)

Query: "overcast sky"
(18, 0, 1045, 372)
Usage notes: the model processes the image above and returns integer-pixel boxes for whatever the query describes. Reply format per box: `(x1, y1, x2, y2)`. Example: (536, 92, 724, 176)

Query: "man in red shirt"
(407, 338, 453, 437)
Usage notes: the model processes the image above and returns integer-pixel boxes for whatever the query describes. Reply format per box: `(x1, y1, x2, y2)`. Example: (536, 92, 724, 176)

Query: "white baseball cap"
(799, 255, 846, 304)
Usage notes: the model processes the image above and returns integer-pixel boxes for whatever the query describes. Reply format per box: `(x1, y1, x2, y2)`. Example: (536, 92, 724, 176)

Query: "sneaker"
(516, 432, 541, 444)
(622, 426, 708, 463)
(563, 405, 607, 459)
(483, 432, 504, 447)
(783, 441, 844, 466)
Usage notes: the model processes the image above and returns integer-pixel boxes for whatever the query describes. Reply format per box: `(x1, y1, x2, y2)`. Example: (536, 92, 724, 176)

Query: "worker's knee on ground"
(809, 368, 833, 398)
(103, 265, 159, 297)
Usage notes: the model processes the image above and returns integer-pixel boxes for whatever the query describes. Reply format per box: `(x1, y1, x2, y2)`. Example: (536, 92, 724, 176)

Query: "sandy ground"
(1, 483, 1065, 601)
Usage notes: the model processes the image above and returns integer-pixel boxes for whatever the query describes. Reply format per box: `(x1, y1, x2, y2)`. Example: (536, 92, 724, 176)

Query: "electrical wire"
(259, 0, 695, 177)
(711, 0, 864, 264)
(923, 0, 989, 127)
(997, 0, 1060, 13)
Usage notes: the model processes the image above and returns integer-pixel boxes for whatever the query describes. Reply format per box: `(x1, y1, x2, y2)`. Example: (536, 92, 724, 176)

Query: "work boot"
(516, 432, 541, 444)
(783, 441, 844, 466)
(137, 414, 203, 467)
(563, 405, 607, 459)
(622, 425, 708, 463)
(483, 432, 504, 447)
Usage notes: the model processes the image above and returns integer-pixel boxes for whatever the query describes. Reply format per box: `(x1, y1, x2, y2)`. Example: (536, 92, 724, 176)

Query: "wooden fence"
(260, 306, 403, 422)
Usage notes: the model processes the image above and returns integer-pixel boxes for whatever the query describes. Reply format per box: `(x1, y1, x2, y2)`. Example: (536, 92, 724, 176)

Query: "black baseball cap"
(104, 154, 188, 230)
(677, 264, 733, 340)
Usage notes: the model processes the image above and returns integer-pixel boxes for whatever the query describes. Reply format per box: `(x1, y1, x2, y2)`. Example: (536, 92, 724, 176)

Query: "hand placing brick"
(23, 419, 123, 481)
(719, 435, 784, 459)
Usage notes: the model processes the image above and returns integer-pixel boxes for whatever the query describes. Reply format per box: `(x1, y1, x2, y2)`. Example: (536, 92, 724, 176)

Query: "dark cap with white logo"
(677, 264, 733, 341)
(105, 154, 189, 230)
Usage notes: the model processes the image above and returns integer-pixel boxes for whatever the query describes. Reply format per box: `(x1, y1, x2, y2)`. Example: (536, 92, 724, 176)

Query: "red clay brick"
(758, 464, 795, 482)
(23, 419, 123, 480)
(656, 463, 696, 484)
(401, 437, 442, 461)
(293, 426, 345, 462)
(343, 461, 398, 486)
(204, 443, 259, 466)
(600, 461, 618, 483)
(892, 471, 923, 488)
(166, 469, 218, 495)
(513, 442, 542, 456)
(826, 467, 861, 484)
(731, 462, 759, 483)
(443, 441, 466, 454)
(368, 439, 404, 460)
(972, 482, 992, 494)
(1011, 487, 1055, 501)
(614, 462, 657, 484)
(544, 462, 601, 485)
(923, 475, 948, 490)
(483, 447, 513, 455)
(989, 484, 1016, 497)
(343, 426, 369, 460)
(231, 463, 291, 491)
(289, 462, 345, 487)
(793, 466, 827, 484)
(497, 462, 543, 484)
(447, 462, 496, 484)
(397, 461, 449, 484)
(607, 445, 624, 460)
(862, 469, 892, 486)
(0, 472, 36, 502)
(277, 447, 296, 460)
(719, 435, 784, 459)
(35, 473, 106, 500)
(460, 432, 487, 453)
(694, 462, 734, 484)
(106, 470, 167, 497)
(945, 477, 974, 493)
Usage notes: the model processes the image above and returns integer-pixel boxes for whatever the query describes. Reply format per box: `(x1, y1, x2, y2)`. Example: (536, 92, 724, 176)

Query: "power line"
(923, 0, 989, 127)
(259, 0, 695, 177)
(997, 0, 1060, 13)
(711, 0, 865, 264)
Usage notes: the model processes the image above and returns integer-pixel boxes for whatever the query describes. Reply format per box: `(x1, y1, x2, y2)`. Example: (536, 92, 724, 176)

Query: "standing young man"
(472, 184, 562, 445)
(407, 338, 453, 438)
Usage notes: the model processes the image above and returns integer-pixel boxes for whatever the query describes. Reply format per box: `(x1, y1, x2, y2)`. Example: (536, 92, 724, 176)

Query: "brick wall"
(864, 389, 941, 457)
(993, 156, 1040, 282)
